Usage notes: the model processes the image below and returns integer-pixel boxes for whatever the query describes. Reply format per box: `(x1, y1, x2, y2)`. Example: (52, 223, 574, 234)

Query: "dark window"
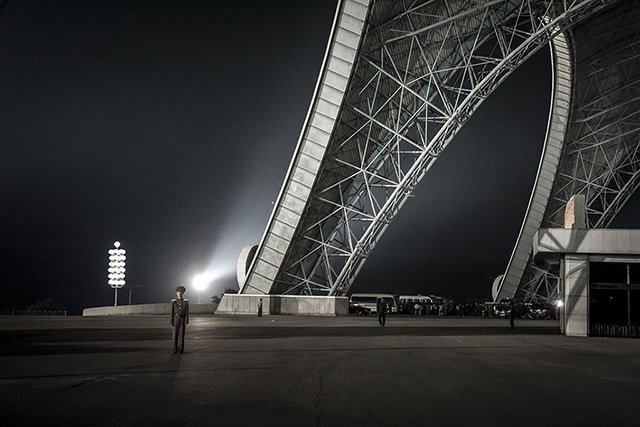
(631, 290, 640, 327)
(352, 297, 377, 304)
(590, 262, 627, 284)
(629, 264, 640, 285)
(590, 289, 628, 325)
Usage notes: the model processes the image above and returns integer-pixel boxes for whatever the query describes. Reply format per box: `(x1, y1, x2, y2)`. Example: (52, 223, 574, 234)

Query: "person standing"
(509, 300, 516, 330)
(171, 286, 189, 354)
(258, 298, 263, 317)
(377, 298, 388, 326)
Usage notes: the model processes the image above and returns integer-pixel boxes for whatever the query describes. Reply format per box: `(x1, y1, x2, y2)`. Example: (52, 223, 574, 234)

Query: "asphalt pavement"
(1, 314, 639, 426)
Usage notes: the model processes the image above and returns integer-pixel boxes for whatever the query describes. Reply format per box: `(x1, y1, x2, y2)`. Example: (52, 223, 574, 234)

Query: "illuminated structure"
(236, 0, 640, 306)
(108, 241, 126, 306)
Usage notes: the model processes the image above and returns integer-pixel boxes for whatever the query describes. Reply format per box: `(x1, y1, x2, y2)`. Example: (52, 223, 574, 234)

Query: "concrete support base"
(216, 294, 348, 316)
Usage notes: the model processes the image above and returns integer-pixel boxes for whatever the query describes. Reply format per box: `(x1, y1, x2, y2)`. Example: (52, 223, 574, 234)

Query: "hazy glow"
(556, 300, 564, 307)
(198, 221, 265, 295)
(193, 273, 214, 291)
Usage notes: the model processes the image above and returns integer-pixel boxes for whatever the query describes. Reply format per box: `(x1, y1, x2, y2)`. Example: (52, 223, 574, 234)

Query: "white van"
(350, 293, 397, 313)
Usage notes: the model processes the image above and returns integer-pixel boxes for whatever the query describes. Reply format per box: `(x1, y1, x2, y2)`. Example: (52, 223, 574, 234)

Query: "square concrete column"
(563, 254, 589, 337)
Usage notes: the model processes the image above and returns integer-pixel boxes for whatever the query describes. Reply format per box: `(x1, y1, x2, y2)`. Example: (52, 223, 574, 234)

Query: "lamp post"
(108, 241, 126, 306)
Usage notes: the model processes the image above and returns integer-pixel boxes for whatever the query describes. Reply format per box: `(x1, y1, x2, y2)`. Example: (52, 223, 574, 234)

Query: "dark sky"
(1, 1, 638, 314)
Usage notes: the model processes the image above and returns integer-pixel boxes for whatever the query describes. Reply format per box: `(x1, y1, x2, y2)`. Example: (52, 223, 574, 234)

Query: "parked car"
(494, 298, 528, 318)
(349, 302, 371, 316)
(528, 303, 552, 319)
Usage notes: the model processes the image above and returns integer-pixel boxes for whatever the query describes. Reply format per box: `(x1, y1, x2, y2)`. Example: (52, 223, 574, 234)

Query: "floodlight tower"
(108, 241, 126, 306)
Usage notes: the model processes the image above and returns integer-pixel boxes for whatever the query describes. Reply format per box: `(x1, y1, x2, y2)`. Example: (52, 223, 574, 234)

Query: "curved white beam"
(495, 32, 572, 300)
(241, 0, 371, 294)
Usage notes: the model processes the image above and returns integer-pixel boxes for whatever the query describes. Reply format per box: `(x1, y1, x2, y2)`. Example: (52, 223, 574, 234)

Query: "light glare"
(193, 273, 214, 291)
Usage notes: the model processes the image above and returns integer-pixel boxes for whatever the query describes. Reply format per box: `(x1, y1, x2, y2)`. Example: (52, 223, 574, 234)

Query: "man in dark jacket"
(377, 298, 388, 326)
(510, 300, 516, 330)
(171, 286, 189, 354)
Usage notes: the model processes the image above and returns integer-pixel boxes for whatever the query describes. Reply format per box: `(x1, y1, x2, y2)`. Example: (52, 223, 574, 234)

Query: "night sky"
(1, 1, 639, 314)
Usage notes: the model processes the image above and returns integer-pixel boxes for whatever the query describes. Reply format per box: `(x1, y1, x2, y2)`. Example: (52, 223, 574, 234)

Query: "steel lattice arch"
(239, 0, 640, 303)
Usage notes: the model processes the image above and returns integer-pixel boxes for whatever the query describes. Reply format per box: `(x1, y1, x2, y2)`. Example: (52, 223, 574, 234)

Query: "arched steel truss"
(241, 0, 632, 297)
(499, 0, 640, 302)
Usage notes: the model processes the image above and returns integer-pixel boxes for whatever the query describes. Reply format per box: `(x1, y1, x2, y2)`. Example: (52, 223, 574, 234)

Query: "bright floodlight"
(556, 300, 564, 307)
(108, 241, 126, 306)
(193, 273, 213, 291)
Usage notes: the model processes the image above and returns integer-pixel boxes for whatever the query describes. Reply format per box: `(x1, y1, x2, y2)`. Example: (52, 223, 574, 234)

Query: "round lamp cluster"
(108, 241, 127, 289)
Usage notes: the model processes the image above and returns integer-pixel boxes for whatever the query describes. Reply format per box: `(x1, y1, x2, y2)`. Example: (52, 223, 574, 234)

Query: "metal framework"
(502, 0, 640, 302)
(241, 0, 639, 299)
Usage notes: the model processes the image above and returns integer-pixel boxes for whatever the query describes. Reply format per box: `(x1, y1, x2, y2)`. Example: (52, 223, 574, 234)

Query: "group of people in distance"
(169, 290, 537, 354)
(397, 301, 493, 317)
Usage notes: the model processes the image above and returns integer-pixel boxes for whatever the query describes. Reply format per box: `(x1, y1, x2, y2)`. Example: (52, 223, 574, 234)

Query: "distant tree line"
(5, 297, 68, 316)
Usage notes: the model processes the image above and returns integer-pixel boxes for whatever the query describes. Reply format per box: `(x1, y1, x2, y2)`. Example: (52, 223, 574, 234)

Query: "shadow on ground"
(0, 321, 559, 356)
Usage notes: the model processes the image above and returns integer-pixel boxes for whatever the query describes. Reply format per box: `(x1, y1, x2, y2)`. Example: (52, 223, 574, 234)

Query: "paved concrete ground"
(1, 314, 639, 426)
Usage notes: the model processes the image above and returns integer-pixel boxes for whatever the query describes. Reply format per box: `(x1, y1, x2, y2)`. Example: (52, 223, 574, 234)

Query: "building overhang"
(534, 228, 640, 266)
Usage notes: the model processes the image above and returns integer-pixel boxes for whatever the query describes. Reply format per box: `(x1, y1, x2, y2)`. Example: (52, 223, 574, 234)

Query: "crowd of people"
(396, 301, 502, 318)
(394, 299, 558, 319)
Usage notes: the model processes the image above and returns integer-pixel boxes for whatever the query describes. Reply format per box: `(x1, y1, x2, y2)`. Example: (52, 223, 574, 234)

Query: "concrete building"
(534, 228, 640, 337)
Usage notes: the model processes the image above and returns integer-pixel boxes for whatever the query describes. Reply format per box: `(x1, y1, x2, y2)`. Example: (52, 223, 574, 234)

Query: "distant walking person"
(377, 298, 388, 326)
(509, 300, 516, 330)
(171, 286, 189, 354)
(258, 298, 263, 317)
